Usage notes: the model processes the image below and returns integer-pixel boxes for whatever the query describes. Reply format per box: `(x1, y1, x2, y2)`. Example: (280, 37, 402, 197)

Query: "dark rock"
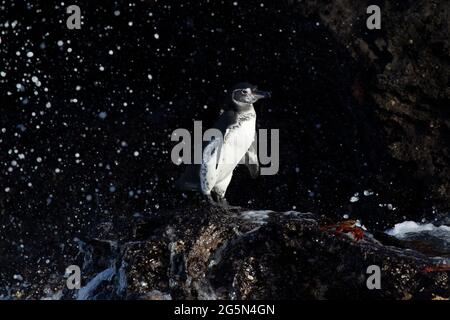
(72, 205, 449, 300)
(293, 0, 450, 224)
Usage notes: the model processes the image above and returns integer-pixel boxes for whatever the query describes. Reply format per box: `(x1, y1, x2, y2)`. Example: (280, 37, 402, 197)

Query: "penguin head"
(231, 82, 271, 110)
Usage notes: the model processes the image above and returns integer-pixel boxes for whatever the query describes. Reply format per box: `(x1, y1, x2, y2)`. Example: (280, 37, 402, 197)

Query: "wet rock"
(293, 0, 450, 223)
(116, 206, 448, 300)
(122, 240, 171, 299)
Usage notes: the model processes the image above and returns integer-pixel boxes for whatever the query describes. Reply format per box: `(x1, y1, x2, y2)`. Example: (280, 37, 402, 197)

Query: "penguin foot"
(202, 194, 219, 206)
(217, 197, 241, 211)
(201, 194, 241, 211)
(224, 203, 242, 211)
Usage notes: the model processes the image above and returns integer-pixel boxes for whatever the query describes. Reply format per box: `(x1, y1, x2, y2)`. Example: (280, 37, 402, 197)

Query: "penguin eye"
(242, 88, 251, 95)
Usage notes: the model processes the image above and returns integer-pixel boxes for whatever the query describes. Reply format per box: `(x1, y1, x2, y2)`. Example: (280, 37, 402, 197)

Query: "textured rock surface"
(55, 206, 448, 300)
(296, 0, 450, 222)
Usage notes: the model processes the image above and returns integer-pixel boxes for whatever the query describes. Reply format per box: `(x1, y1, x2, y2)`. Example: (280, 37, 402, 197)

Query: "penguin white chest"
(217, 113, 256, 179)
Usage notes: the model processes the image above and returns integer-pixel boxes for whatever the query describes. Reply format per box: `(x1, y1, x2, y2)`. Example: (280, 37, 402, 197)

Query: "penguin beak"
(253, 90, 271, 100)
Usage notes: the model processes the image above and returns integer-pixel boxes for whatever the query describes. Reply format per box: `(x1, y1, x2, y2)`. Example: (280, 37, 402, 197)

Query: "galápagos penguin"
(175, 82, 271, 207)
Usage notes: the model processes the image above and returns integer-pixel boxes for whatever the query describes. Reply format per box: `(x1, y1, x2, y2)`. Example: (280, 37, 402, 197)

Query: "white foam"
(241, 210, 272, 225)
(386, 221, 450, 239)
(77, 266, 115, 300)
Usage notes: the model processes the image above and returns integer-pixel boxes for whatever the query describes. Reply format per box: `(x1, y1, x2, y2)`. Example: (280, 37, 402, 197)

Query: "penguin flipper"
(200, 138, 221, 194)
(243, 138, 259, 178)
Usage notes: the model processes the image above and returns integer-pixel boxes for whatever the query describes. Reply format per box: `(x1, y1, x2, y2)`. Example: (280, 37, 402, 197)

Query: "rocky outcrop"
(294, 0, 450, 220)
(60, 206, 448, 300)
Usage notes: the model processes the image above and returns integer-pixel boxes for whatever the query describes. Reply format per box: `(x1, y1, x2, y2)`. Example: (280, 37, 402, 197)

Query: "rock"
(290, 0, 450, 224)
(72, 205, 449, 300)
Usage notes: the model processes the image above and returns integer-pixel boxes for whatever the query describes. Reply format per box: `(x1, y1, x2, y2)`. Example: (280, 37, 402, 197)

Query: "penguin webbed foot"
(214, 194, 242, 211)
(224, 204, 242, 211)
(202, 194, 218, 206)
(202, 193, 241, 211)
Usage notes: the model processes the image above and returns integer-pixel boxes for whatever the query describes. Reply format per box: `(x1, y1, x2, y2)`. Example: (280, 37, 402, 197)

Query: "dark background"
(1, 0, 449, 296)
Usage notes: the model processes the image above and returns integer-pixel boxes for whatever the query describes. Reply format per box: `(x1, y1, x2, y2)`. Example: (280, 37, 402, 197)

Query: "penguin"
(175, 82, 271, 207)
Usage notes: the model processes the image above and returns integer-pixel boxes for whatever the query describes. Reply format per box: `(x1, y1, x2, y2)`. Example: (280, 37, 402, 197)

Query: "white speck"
(1, 71, 6, 77)
(343, 214, 349, 219)
(133, 151, 139, 157)
(114, 10, 121, 16)
(36, 157, 42, 163)
(86, 195, 93, 201)
(147, 74, 153, 80)
(154, 33, 159, 39)
(108, 50, 114, 55)
(57, 40, 64, 47)
(350, 196, 359, 203)
(13, 274, 23, 281)
(55, 168, 61, 173)
(109, 186, 116, 193)
(26, 51, 34, 57)
(5, 187, 10, 192)
(98, 111, 107, 119)
(128, 21, 133, 26)
(75, 153, 80, 158)
(99, 65, 105, 71)
(363, 190, 374, 196)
